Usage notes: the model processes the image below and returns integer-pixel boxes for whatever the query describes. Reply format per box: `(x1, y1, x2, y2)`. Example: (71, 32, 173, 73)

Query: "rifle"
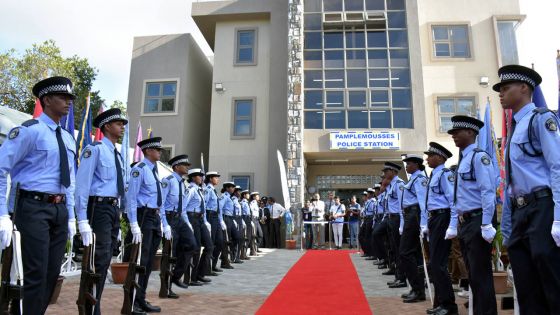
(76, 234, 101, 315)
(120, 242, 145, 315)
(0, 183, 23, 315)
(158, 237, 176, 298)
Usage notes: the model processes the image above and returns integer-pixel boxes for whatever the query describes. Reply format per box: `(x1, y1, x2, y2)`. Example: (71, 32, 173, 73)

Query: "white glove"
(117, 229, 122, 242)
(187, 222, 193, 231)
(220, 221, 227, 231)
(242, 220, 246, 229)
(78, 220, 93, 247)
(130, 222, 142, 244)
(68, 218, 77, 240)
(481, 224, 496, 243)
(0, 215, 13, 249)
(552, 221, 560, 247)
(420, 225, 429, 237)
(398, 226, 403, 235)
(445, 227, 457, 240)
(205, 221, 211, 233)
(234, 220, 238, 229)
(163, 225, 172, 240)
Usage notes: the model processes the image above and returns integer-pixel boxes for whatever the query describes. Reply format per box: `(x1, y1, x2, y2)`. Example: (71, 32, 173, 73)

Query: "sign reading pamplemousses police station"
(329, 131, 400, 150)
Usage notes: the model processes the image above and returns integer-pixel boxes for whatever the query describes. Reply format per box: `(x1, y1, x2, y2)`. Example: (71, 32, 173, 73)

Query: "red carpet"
(256, 250, 372, 315)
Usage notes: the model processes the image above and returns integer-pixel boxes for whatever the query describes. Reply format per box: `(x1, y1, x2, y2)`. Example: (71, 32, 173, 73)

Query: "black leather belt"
(387, 213, 400, 219)
(511, 188, 552, 209)
(89, 196, 118, 206)
(207, 211, 219, 217)
(403, 205, 420, 214)
(20, 190, 65, 204)
(187, 212, 203, 218)
(242, 215, 251, 219)
(165, 211, 181, 218)
(428, 208, 450, 218)
(459, 209, 482, 221)
(364, 215, 374, 219)
(139, 207, 160, 215)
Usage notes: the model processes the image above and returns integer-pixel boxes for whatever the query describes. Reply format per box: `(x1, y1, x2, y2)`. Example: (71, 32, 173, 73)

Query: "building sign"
(329, 131, 400, 150)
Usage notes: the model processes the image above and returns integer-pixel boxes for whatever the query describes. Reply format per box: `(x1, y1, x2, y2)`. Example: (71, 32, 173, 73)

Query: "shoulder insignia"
(137, 162, 146, 168)
(83, 148, 92, 158)
(481, 155, 491, 165)
(448, 174, 455, 182)
(399, 185, 404, 191)
(421, 179, 428, 187)
(132, 170, 140, 178)
(161, 182, 168, 188)
(21, 119, 39, 127)
(8, 127, 20, 140)
(545, 118, 558, 132)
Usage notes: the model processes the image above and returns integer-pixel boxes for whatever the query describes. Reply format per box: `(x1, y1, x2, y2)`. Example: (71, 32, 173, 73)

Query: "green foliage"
(0, 40, 124, 130)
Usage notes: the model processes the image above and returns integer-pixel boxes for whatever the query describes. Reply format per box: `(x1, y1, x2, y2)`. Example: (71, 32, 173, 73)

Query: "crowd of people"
(0, 63, 558, 315)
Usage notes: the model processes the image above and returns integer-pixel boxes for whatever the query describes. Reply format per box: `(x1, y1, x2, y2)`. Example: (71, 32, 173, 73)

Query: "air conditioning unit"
(366, 11, 386, 28)
(344, 12, 365, 25)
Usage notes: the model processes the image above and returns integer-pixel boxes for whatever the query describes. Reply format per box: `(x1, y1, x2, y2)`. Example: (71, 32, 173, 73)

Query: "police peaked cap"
(493, 64, 542, 92)
(32, 76, 76, 99)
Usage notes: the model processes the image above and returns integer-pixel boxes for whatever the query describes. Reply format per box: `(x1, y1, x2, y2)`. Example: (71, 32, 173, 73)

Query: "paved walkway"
(46, 248, 514, 314)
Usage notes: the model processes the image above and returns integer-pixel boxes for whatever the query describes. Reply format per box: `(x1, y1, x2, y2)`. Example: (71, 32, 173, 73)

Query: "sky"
(1, 0, 559, 109)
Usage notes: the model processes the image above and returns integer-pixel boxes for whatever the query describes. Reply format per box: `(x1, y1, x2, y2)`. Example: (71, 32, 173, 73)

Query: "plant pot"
(152, 253, 162, 271)
(285, 239, 296, 250)
(493, 271, 509, 294)
(111, 262, 129, 284)
(49, 275, 65, 305)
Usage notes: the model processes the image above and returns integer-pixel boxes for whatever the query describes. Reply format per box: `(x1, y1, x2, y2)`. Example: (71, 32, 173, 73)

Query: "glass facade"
(303, 0, 413, 129)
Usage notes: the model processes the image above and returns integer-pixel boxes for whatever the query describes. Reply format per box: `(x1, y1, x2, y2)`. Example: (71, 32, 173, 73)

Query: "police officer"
(358, 190, 368, 254)
(204, 171, 226, 274)
(184, 168, 214, 285)
(240, 190, 252, 259)
(382, 162, 407, 289)
(497, 65, 560, 314)
(399, 154, 428, 303)
(249, 192, 263, 254)
(75, 108, 128, 314)
(232, 186, 245, 262)
(127, 137, 165, 313)
(219, 182, 239, 267)
(260, 196, 271, 248)
(268, 197, 286, 249)
(372, 183, 388, 267)
(361, 188, 376, 259)
(0, 77, 76, 314)
(422, 143, 457, 315)
(444, 115, 497, 315)
(160, 155, 197, 293)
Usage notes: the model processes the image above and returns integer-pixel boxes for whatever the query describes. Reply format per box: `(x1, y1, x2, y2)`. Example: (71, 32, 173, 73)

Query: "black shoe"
(365, 256, 375, 260)
(233, 259, 244, 264)
(207, 271, 219, 276)
(387, 279, 399, 285)
(241, 256, 250, 260)
(388, 280, 407, 288)
(401, 290, 414, 299)
(257, 249, 262, 253)
(137, 300, 161, 313)
(427, 306, 443, 314)
(213, 267, 223, 272)
(172, 279, 189, 289)
(197, 277, 212, 283)
(190, 280, 204, 286)
(403, 291, 426, 303)
(221, 265, 234, 269)
(132, 305, 147, 315)
(382, 269, 395, 276)
(434, 306, 458, 315)
(360, 254, 368, 257)
(167, 289, 179, 299)
(378, 264, 388, 269)
(373, 259, 386, 265)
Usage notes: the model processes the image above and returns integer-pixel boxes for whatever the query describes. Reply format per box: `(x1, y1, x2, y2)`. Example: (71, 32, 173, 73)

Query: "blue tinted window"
(344, 0, 363, 11)
(348, 111, 369, 128)
(304, 14, 322, 30)
(305, 111, 323, 129)
(325, 70, 345, 88)
(391, 68, 410, 88)
(232, 176, 250, 191)
(305, 32, 322, 49)
(366, 0, 384, 10)
(237, 30, 255, 63)
(369, 69, 390, 88)
(349, 91, 367, 107)
(389, 30, 408, 47)
(391, 89, 411, 108)
(388, 11, 406, 28)
(389, 49, 409, 67)
(346, 31, 365, 48)
(370, 110, 391, 128)
(147, 83, 160, 97)
(325, 110, 346, 129)
(324, 0, 343, 11)
(326, 91, 344, 107)
(367, 31, 387, 48)
(305, 70, 323, 88)
(346, 50, 366, 67)
(305, 90, 323, 109)
(324, 32, 344, 49)
(325, 50, 345, 68)
(387, 0, 405, 10)
(370, 90, 389, 106)
(347, 69, 367, 88)
(234, 100, 253, 137)
(393, 110, 413, 128)
(368, 50, 388, 67)
(144, 81, 177, 113)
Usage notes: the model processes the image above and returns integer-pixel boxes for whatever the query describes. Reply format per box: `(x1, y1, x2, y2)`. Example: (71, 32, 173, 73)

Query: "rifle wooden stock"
(76, 241, 101, 315)
(158, 239, 175, 298)
(121, 243, 145, 315)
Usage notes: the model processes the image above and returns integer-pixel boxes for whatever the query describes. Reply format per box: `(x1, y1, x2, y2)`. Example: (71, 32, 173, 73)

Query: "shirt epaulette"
(136, 162, 146, 168)
(165, 175, 174, 181)
(92, 141, 102, 146)
(21, 119, 39, 127)
(533, 107, 551, 114)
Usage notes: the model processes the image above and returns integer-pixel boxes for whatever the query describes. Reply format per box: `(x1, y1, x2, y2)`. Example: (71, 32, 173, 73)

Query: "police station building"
(127, 0, 524, 207)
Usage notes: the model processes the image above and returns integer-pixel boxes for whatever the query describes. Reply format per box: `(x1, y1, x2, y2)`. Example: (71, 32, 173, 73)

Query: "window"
(143, 81, 177, 114)
(235, 29, 257, 65)
(496, 20, 520, 65)
(431, 25, 471, 58)
(160, 146, 173, 163)
(231, 175, 251, 191)
(232, 99, 255, 138)
(437, 97, 477, 132)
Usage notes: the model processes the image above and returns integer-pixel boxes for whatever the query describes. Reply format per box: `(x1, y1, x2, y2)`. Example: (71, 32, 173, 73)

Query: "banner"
(329, 131, 400, 150)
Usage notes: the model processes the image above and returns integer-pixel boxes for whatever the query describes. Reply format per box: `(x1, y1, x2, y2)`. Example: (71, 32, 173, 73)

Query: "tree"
(0, 40, 105, 129)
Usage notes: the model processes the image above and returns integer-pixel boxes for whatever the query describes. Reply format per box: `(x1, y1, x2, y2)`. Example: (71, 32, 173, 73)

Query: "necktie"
(56, 126, 70, 188)
(425, 172, 433, 210)
(453, 152, 463, 204)
(178, 178, 183, 212)
(114, 148, 124, 197)
(214, 189, 220, 214)
(152, 166, 162, 207)
(198, 187, 205, 213)
(505, 119, 517, 188)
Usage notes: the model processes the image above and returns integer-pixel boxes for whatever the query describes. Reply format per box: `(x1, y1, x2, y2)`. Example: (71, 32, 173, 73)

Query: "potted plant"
(285, 209, 297, 249)
(110, 216, 130, 284)
(492, 224, 509, 294)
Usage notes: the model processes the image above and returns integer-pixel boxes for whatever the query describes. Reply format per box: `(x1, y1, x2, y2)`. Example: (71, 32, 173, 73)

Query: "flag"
(146, 125, 153, 138)
(557, 49, 560, 114)
(94, 104, 105, 141)
(478, 100, 500, 189)
(533, 85, 547, 108)
(121, 118, 130, 183)
(500, 110, 509, 202)
(133, 121, 144, 162)
(32, 98, 43, 118)
(60, 101, 75, 137)
(76, 94, 93, 165)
